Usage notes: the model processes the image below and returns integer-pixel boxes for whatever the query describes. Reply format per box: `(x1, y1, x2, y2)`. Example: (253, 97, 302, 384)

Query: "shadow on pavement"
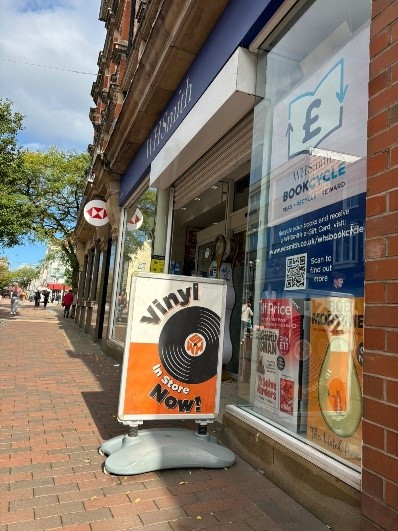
(0, 299, 123, 441)
(0, 299, 235, 442)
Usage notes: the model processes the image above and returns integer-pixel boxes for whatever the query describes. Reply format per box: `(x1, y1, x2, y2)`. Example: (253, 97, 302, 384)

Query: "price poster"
(254, 298, 305, 432)
(118, 273, 226, 420)
(307, 297, 364, 466)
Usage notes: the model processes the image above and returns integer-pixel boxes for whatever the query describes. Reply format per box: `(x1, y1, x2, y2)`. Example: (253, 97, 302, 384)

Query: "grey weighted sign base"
(100, 427, 235, 476)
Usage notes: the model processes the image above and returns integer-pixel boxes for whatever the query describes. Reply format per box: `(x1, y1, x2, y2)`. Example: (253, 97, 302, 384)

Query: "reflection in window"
(344, 195, 359, 209)
(333, 223, 359, 265)
(112, 188, 157, 344)
(233, 174, 250, 212)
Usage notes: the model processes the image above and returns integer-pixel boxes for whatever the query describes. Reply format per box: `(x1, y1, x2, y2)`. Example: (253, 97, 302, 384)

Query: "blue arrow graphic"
(336, 59, 348, 103)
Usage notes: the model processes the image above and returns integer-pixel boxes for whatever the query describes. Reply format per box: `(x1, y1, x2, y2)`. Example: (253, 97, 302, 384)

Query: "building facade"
(73, 1, 398, 528)
(29, 248, 71, 298)
(363, 1, 398, 528)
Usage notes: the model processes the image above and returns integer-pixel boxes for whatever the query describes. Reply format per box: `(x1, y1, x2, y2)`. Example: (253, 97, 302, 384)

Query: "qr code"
(285, 253, 307, 290)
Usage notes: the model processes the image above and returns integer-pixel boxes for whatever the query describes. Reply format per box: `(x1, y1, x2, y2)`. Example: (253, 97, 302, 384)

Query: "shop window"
(111, 188, 156, 344)
(86, 246, 101, 335)
(170, 181, 228, 277)
(241, 0, 370, 472)
(84, 249, 95, 299)
(103, 240, 116, 340)
(95, 252, 104, 302)
(78, 254, 88, 300)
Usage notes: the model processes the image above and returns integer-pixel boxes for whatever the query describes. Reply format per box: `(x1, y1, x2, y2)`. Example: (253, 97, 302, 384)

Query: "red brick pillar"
(364, 1, 398, 528)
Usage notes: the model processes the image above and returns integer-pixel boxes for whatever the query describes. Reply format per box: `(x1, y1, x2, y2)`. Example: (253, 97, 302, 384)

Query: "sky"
(0, 0, 106, 269)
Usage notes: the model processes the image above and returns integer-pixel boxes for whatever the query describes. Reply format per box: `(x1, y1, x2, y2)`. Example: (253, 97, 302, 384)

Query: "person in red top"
(62, 290, 74, 318)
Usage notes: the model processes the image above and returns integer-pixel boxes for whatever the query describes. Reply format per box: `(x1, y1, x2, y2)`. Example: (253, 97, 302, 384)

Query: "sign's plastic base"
(100, 428, 235, 476)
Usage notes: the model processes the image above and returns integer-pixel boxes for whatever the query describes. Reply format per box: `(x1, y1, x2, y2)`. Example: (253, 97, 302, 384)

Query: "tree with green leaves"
(0, 257, 12, 289)
(0, 99, 89, 290)
(19, 148, 90, 289)
(10, 265, 40, 290)
(0, 99, 33, 247)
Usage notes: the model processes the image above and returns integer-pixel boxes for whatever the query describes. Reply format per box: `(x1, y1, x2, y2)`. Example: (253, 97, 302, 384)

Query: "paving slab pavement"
(0, 299, 328, 530)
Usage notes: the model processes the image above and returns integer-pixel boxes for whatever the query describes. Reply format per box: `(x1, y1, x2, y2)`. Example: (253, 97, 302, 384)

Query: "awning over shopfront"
(47, 283, 71, 291)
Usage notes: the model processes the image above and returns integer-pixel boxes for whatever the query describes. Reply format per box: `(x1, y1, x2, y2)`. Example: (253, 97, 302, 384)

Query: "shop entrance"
(170, 172, 250, 376)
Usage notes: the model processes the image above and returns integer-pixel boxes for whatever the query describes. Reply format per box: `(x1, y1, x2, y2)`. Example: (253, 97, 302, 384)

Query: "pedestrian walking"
(34, 289, 41, 306)
(43, 290, 50, 308)
(10, 283, 22, 316)
(70, 291, 77, 318)
(116, 290, 127, 322)
(241, 299, 253, 337)
(62, 289, 74, 318)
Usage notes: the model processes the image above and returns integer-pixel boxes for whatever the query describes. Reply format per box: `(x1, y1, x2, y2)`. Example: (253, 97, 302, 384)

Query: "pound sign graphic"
(302, 98, 321, 144)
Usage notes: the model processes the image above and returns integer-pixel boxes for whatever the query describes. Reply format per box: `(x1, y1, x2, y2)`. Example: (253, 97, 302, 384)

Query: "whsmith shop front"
(114, 0, 371, 527)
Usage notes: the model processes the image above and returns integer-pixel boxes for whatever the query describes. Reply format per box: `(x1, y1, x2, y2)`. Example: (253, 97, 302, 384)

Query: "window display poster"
(118, 273, 226, 420)
(264, 192, 365, 296)
(262, 27, 368, 298)
(307, 297, 363, 467)
(268, 27, 369, 228)
(254, 298, 305, 432)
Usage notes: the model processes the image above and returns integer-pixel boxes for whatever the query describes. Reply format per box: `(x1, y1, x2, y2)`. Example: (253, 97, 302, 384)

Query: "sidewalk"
(0, 299, 328, 530)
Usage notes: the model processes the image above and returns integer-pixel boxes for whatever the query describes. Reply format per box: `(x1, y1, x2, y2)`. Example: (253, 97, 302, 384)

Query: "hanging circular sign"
(83, 199, 109, 226)
(127, 208, 144, 231)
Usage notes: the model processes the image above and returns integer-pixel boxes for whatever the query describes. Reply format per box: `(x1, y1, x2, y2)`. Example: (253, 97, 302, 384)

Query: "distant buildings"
(29, 247, 70, 294)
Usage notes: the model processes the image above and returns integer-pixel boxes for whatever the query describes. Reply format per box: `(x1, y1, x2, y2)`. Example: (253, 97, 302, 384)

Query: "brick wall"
(363, 1, 398, 528)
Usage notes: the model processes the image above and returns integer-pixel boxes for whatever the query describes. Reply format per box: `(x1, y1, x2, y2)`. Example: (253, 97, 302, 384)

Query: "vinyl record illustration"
(158, 306, 221, 384)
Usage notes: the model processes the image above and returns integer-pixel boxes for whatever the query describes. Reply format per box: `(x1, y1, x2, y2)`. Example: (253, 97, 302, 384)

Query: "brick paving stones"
(0, 299, 328, 530)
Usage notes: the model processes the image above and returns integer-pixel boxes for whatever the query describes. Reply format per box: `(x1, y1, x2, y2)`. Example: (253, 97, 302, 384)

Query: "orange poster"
(118, 273, 226, 420)
(308, 297, 364, 467)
